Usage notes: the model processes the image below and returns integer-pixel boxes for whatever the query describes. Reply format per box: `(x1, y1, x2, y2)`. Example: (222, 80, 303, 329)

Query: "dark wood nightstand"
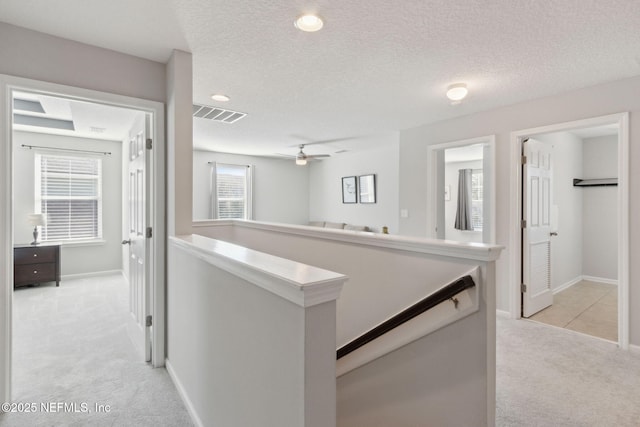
(14, 243, 61, 288)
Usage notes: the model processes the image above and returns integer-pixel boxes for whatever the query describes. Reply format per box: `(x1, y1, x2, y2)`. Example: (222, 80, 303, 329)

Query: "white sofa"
(308, 221, 370, 232)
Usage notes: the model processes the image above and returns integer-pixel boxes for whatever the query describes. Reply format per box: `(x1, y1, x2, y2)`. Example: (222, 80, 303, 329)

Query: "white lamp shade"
(28, 213, 47, 226)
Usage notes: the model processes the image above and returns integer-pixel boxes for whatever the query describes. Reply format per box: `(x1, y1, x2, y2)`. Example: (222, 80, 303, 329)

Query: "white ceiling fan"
(276, 144, 331, 165)
(294, 144, 331, 165)
(276, 136, 356, 165)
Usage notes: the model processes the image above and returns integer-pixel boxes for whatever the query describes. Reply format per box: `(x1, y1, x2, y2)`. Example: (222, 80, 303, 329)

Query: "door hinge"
(146, 227, 152, 238)
(521, 220, 527, 229)
(146, 138, 153, 150)
(521, 283, 527, 293)
(521, 155, 527, 165)
(145, 315, 152, 327)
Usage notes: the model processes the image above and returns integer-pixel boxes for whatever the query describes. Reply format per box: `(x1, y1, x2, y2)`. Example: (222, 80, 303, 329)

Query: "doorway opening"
(509, 113, 629, 347)
(1, 75, 166, 403)
(427, 135, 496, 244)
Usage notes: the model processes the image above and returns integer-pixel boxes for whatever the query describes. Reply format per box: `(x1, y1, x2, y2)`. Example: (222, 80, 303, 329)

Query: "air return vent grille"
(192, 104, 247, 124)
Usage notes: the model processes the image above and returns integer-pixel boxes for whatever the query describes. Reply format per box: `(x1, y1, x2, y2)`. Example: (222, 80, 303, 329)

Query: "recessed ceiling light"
(446, 83, 468, 101)
(295, 14, 324, 32)
(211, 94, 230, 102)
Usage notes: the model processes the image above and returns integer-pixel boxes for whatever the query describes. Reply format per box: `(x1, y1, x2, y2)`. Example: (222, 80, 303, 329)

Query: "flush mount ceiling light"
(446, 83, 468, 102)
(295, 14, 324, 32)
(211, 94, 230, 102)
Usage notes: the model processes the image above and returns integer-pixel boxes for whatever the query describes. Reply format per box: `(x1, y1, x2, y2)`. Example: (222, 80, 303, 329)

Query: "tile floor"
(528, 280, 617, 341)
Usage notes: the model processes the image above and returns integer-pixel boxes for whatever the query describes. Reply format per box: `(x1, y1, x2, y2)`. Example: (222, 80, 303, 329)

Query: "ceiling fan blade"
(287, 136, 357, 148)
(306, 154, 331, 158)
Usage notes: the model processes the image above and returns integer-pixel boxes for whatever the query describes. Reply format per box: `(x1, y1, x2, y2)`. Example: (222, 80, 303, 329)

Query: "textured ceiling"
(2, 0, 639, 157)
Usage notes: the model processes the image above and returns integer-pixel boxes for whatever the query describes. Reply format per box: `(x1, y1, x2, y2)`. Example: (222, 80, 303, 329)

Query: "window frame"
(35, 152, 104, 243)
(210, 162, 253, 220)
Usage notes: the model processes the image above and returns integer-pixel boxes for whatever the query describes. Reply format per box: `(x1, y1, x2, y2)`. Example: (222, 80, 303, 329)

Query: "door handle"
(550, 232, 558, 237)
(122, 239, 132, 245)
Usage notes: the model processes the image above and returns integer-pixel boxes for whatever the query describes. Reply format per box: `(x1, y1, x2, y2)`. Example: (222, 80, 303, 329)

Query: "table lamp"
(28, 213, 46, 245)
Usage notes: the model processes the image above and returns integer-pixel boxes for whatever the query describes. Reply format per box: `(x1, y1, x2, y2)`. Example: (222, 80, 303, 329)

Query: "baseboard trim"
(553, 276, 583, 294)
(496, 309, 510, 318)
(629, 344, 640, 355)
(582, 275, 618, 286)
(166, 359, 204, 427)
(553, 275, 618, 294)
(61, 269, 123, 281)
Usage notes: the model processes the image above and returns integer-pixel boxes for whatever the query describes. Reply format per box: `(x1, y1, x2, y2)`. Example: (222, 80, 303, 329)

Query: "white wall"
(193, 150, 310, 224)
(308, 140, 400, 234)
(166, 49, 192, 237)
(582, 135, 618, 280)
(0, 23, 165, 103)
(13, 131, 122, 276)
(444, 159, 483, 243)
(336, 307, 489, 427)
(535, 132, 583, 290)
(398, 75, 640, 346)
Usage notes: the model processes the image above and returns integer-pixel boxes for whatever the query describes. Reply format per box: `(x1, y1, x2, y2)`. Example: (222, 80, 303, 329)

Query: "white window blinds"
(211, 163, 253, 220)
(36, 154, 102, 241)
(471, 169, 483, 231)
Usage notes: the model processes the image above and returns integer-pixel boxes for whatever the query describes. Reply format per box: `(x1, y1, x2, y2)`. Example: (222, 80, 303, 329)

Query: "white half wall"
(582, 135, 618, 280)
(193, 220, 501, 427)
(167, 235, 344, 427)
(308, 138, 400, 234)
(534, 132, 583, 290)
(13, 131, 123, 276)
(193, 150, 309, 224)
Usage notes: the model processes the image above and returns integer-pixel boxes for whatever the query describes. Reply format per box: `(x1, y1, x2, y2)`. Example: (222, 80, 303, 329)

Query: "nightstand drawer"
(14, 263, 56, 284)
(15, 246, 57, 264)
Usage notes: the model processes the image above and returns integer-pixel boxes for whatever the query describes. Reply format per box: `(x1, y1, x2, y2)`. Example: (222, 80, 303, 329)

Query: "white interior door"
(522, 138, 553, 317)
(125, 113, 151, 361)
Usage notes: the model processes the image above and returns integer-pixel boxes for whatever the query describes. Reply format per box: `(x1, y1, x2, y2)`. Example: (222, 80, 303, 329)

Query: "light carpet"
(0, 274, 192, 427)
(497, 316, 640, 426)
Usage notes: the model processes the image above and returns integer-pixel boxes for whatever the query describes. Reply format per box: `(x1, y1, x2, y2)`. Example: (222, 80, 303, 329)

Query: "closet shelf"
(572, 178, 617, 187)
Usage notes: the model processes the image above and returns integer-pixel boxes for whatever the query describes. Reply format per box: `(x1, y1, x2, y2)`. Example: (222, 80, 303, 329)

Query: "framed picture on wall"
(342, 176, 357, 204)
(359, 174, 376, 204)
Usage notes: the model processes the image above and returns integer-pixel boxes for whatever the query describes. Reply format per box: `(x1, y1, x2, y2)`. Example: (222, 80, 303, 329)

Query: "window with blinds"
(214, 163, 252, 220)
(471, 169, 483, 231)
(35, 154, 102, 241)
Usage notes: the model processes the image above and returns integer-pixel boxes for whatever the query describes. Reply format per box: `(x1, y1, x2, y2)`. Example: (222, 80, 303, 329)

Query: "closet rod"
(21, 144, 111, 156)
